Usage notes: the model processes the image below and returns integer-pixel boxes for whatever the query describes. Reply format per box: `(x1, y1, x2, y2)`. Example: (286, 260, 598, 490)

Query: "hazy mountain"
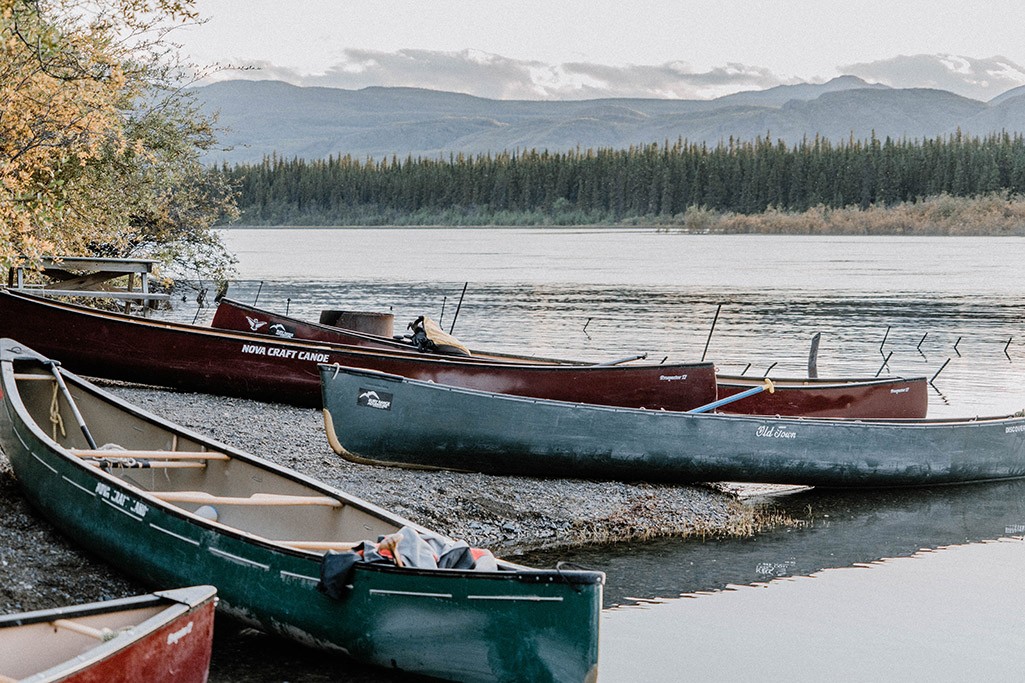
(195, 77, 1025, 165)
(989, 84, 1025, 105)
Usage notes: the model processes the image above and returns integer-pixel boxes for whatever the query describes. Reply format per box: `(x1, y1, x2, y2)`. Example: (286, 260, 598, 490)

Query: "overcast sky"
(179, 1, 1025, 101)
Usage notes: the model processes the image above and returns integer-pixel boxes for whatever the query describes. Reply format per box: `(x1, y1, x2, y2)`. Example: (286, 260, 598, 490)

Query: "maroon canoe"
(213, 297, 930, 418)
(212, 296, 583, 363)
(0, 585, 216, 683)
(0, 290, 717, 410)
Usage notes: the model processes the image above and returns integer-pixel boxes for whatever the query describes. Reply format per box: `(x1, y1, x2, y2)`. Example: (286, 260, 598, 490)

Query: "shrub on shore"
(660, 193, 1025, 236)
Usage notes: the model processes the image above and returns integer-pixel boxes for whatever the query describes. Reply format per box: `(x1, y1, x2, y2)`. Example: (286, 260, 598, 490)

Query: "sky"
(177, 1, 1025, 101)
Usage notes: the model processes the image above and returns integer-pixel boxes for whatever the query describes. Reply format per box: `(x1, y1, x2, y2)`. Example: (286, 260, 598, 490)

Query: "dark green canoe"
(0, 340, 603, 682)
(320, 364, 1025, 487)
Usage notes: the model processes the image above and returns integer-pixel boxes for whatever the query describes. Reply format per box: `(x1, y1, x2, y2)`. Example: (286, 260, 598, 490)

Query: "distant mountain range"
(194, 76, 1025, 165)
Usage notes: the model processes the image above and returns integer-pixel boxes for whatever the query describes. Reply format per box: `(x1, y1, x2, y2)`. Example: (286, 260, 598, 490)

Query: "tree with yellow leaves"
(0, 0, 237, 281)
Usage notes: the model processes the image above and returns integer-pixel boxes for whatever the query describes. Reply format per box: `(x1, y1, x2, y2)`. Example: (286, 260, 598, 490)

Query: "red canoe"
(0, 585, 216, 683)
(0, 290, 717, 410)
(212, 297, 930, 418)
(213, 296, 581, 362)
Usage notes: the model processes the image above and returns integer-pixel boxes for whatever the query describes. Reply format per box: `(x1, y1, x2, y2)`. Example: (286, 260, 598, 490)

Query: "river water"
(192, 228, 1025, 681)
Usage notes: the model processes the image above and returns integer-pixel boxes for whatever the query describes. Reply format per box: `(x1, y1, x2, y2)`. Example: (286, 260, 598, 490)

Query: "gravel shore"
(0, 381, 766, 680)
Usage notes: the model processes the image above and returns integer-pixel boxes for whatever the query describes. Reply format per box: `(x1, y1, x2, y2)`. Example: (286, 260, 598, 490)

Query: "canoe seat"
(13, 373, 56, 381)
(149, 491, 343, 507)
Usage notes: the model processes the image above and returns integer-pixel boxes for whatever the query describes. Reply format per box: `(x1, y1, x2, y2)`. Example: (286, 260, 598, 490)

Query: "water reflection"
(600, 539, 1025, 682)
(516, 480, 1025, 608)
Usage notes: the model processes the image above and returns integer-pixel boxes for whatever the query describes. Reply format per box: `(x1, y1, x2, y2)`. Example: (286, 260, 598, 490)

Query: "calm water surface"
(195, 228, 1025, 681)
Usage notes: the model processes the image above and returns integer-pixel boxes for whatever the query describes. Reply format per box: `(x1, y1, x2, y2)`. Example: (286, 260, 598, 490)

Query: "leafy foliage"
(0, 0, 237, 280)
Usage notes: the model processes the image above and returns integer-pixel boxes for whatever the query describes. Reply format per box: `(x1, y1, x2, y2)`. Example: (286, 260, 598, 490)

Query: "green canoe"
(0, 339, 603, 682)
(320, 363, 1025, 487)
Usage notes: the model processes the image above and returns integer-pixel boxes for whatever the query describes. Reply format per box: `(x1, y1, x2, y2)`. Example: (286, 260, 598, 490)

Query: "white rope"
(49, 381, 66, 442)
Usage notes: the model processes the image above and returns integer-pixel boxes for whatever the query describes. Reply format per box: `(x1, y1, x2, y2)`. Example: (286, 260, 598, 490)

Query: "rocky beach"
(0, 380, 772, 681)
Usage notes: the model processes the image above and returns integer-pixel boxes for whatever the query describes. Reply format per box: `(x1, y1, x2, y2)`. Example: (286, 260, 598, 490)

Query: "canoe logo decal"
(358, 389, 393, 410)
(167, 620, 194, 645)
(890, 387, 910, 395)
(240, 344, 329, 362)
(659, 374, 688, 382)
(245, 316, 267, 332)
(94, 482, 149, 518)
(1005, 424, 1025, 434)
(270, 323, 295, 339)
(756, 425, 797, 439)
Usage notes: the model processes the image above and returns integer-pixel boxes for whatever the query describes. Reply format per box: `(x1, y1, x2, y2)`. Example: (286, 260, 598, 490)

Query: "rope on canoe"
(49, 381, 66, 442)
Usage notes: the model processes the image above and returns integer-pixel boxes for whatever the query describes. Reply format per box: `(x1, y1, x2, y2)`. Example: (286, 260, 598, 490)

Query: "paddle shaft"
(46, 362, 97, 449)
(595, 352, 648, 366)
(449, 281, 468, 334)
(687, 378, 775, 414)
(701, 303, 722, 362)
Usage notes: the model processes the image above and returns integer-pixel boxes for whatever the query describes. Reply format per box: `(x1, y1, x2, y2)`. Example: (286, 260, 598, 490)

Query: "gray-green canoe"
(320, 364, 1025, 487)
(0, 340, 603, 682)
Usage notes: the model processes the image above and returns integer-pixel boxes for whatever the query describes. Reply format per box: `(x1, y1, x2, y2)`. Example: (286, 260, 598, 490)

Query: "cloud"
(841, 54, 1025, 101)
(204, 50, 1025, 102)
(201, 48, 792, 100)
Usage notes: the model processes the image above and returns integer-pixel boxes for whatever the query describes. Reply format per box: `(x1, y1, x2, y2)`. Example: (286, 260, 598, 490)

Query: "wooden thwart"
(50, 619, 112, 640)
(70, 449, 230, 461)
(149, 491, 343, 507)
(85, 460, 207, 469)
(13, 373, 55, 381)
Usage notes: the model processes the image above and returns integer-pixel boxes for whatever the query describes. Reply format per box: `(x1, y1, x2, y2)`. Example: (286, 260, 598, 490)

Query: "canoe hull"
(0, 341, 603, 682)
(320, 365, 1025, 487)
(215, 297, 929, 418)
(0, 586, 216, 683)
(0, 291, 715, 411)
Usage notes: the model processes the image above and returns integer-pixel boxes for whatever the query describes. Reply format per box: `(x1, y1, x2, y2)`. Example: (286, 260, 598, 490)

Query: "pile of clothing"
(319, 526, 498, 599)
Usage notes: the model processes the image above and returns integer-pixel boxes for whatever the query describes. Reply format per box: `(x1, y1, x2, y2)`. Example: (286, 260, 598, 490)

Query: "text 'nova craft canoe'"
(320, 364, 1025, 488)
(0, 290, 716, 411)
(0, 340, 603, 682)
(214, 296, 929, 419)
(0, 585, 216, 683)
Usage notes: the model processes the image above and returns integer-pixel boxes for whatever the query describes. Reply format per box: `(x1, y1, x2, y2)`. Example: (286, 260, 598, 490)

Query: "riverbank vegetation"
(0, 0, 237, 279)
(223, 133, 1025, 234)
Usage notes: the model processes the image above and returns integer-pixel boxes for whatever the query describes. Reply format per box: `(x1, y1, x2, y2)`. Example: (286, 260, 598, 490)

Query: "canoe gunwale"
(717, 375, 929, 389)
(0, 339, 601, 585)
(0, 585, 216, 629)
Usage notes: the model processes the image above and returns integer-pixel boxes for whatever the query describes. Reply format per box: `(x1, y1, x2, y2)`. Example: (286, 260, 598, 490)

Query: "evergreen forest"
(220, 132, 1025, 231)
